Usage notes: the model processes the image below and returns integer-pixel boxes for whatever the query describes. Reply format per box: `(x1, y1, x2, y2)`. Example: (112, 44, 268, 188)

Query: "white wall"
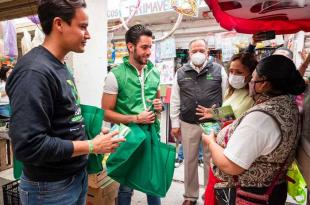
(73, 0, 107, 107)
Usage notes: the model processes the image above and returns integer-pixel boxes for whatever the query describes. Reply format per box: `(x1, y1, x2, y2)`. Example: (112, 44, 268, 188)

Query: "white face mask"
(229, 74, 247, 89)
(191, 52, 207, 66)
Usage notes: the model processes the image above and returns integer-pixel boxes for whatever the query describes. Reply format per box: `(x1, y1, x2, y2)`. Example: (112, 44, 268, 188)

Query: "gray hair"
(188, 38, 208, 50)
(273, 47, 293, 60)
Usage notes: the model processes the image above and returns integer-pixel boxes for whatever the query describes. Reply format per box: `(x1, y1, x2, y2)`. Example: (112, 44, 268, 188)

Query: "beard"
(133, 48, 148, 65)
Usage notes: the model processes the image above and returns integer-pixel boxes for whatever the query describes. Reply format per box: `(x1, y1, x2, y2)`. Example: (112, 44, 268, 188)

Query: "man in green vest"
(102, 24, 162, 205)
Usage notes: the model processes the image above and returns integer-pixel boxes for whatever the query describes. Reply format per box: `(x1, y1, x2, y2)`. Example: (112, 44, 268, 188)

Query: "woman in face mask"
(203, 55, 306, 205)
(197, 53, 257, 205)
(197, 52, 257, 120)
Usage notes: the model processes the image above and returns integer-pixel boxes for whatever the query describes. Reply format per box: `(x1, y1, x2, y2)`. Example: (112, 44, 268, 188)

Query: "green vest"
(112, 56, 160, 115)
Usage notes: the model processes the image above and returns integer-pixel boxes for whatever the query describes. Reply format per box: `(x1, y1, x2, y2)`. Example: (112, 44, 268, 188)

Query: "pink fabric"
(205, 0, 310, 34)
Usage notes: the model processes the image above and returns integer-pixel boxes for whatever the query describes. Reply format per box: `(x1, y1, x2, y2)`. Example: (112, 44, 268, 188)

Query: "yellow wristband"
(88, 140, 95, 154)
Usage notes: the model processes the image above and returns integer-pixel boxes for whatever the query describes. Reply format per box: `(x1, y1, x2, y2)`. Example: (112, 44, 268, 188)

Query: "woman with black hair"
(203, 55, 306, 205)
(196, 53, 258, 205)
(0, 65, 12, 117)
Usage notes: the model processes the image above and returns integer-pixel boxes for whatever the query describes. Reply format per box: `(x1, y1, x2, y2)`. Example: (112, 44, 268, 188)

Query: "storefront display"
(113, 40, 128, 64)
(157, 59, 175, 84)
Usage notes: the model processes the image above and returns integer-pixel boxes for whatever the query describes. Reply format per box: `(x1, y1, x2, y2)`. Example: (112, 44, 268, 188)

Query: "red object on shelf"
(205, 0, 310, 34)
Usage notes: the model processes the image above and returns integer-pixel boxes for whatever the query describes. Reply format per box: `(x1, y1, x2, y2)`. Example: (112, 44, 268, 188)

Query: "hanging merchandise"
(171, 0, 198, 17)
(0, 39, 4, 59)
(107, 42, 116, 65)
(158, 38, 176, 60)
(0, 22, 4, 58)
(157, 59, 175, 85)
(114, 40, 128, 64)
(3, 20, 18, 58)
(32, 27, 45, 48)
(21, 30, 32, 55)
(27, 15, 40, 25)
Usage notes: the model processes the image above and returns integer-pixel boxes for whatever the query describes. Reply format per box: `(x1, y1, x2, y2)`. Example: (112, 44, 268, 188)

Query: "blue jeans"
(118, 185, 161, 205)
(177, 144, 184, 160)
(19, 169, 88, 205)
(177, 143, 203, 160)
(198, 143, 203, 160)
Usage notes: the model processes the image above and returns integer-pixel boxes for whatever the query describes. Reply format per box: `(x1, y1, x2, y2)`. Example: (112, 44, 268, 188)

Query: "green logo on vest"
(206, 74, 214, 80)
(67, 80, 83, 122)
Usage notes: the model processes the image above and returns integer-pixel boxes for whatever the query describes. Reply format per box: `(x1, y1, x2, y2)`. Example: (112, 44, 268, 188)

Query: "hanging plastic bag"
(287, 161, 307, 204)
(0, 22, 4, 58)
(171, 0, 198, 17)
(3, 20, 18, 58)
(32, 27, 45, 48)
(27, 15, 40, 25)
(21, 29, 32, 55)
(107, 123, 176, 197)
(0, 39, 4, 59)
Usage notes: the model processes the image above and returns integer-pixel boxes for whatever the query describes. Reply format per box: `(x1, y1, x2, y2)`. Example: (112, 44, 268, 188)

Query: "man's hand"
(153, 98, 163, 112)
(136, 109, 156, 124)
(171, 128, 181, 140)
(92, 129, 125, 154)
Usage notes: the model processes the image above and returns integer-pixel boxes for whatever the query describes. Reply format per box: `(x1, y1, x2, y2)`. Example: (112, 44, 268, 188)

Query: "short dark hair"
(38, 0, 87, 35)
(125, 24, 152, 45)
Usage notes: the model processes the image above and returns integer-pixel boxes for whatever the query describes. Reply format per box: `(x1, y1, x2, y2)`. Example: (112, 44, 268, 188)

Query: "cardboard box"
(86, 181, 119, 205)
(0, 138, 13, 171)
(88, 169, 108, 188)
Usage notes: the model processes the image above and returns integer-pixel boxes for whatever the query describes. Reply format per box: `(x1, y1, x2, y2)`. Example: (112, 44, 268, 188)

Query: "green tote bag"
(13, 104, 104, 179)
(107, 123, 175, 197)
(80, 104, 105, 174)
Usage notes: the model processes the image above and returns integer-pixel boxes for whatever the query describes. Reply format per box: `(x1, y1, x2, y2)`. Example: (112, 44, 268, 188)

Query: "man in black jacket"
(6, 1, 124, 204)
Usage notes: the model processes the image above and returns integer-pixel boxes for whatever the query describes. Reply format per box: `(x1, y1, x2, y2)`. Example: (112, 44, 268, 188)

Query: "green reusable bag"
(13, 157, 23, 179)
(107, 123, 176, 197)
(287, 161, 307, 204)
(80, 104, 105, 174)
(12, 104, 104, 179)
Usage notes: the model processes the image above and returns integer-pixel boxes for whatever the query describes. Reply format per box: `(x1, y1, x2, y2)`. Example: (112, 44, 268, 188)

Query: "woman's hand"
(202, 130, 217, 148)
(196, 105, 215, 120)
